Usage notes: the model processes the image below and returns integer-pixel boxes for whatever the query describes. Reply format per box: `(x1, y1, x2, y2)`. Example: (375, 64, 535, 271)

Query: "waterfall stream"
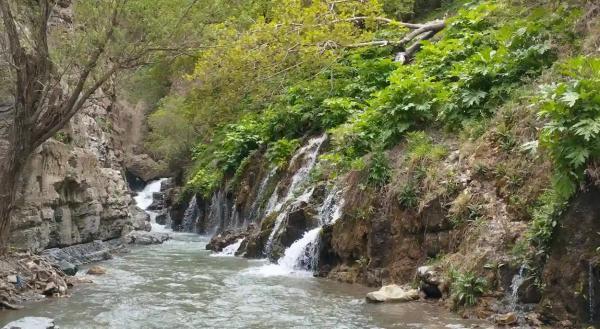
(508, 265, 525, 312)
(134, 178, 170, 233)
(263, 134, 327, 256)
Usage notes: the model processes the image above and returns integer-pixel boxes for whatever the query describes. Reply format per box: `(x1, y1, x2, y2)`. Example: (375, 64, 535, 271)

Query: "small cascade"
(134, 178, 170, 232)
(508, 265, 526, 312)
(182, 195, 199, 232)
(248, 167, 278, 222)
(590, 262, 595, 323)
(263, 134, 327, 256)
(255, 185, 346, 276)
(277, 228, 322, 271)
(212, 239, 245, 257)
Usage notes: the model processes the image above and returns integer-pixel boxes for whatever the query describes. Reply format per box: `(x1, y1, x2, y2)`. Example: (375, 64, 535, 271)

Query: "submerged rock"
(493, 312, 517, 326)
(123, 231, 170, 245)
(365, 284, 419, 303)
(86, 266, 106, 276)
(1, 317, 58, 329)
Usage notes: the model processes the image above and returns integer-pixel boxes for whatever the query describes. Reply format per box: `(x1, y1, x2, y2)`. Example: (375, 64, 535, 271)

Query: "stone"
(86, 266, 106, 275)
(123, 231, 170, 245)
(7, 275, 17, 284)
(416, 266, 443, 298)
(365, 284, 419, 303)
(493, 313, 517, 326)
(124, 153, 168, 182)
(206, 229, 248, 252)
(42, 282, 58, 296)
(1, 317, 58, 329)
(56, 260, 78, 276)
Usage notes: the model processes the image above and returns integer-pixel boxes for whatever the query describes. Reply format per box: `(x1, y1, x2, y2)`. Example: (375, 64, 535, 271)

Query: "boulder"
(493, 312, 518, 326)
(124, 153, 168, 182)
(1, 317, 58, 329)
(86, 266, 106, 275)
(55, 260, 78, 276)
(206, 229, 248, 252)
(365, 284, 419, 303)
(123, 231, 170, 245)
(416, 266, 443, 298)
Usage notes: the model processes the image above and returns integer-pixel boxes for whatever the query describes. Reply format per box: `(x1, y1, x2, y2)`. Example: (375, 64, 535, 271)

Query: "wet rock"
(493, 312, 517, 326)
(206, 229, 248, 252)
(155, 210, 168, 225)
(55, 260, 78, 276)
(123, 231, 170, 245)
(517, 276, 541, 304)
(42, 282, 58, 296)
(365, 284, 419, 303)
(1, 317, 58, 329)
(86, 266, 106, 276)
(147, 192, 165, 211)
(417, 266, 443, 298)
(130, 206, 151, 232)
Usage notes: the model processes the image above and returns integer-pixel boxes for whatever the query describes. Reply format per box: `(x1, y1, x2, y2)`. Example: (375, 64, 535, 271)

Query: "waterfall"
(182, 195, 199, 232)
(248, 167, 278, 223)
(263, 134, 327, 256)
(252, 185, 345, 277)
(212, 239, 245, 257)
(134, 178, 170, 233)
(508, 265, 526, 312)
(277, 228, 322, 270)
(590, 262, 595, 323)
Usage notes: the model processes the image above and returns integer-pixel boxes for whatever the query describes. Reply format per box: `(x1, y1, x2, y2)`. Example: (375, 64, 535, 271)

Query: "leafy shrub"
(398, 182, 419, 209)
(450, 270, 487, 307)
(187, 167, 222, 198)
(266, 138, 300, 167)
(537, 56, 600, 198)
(216, 120, 265, 173)
(368, 148, 391, 187)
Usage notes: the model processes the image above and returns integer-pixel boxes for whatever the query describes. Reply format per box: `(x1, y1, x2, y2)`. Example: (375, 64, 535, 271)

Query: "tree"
(0, 0, 216, 252)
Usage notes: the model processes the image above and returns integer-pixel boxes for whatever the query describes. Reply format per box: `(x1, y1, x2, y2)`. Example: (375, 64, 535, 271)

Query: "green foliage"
(216, 120, 265, 173)
(397, 182, 419, 209)
(368, 148, 391, 187)
(450, 270, 487, 307)
(537, 56, 600, 198)
(187, 167, 222, 198)
(266, 138, 300, 167)
(54, 131, 71, 144)
(526, 189, 568, 255)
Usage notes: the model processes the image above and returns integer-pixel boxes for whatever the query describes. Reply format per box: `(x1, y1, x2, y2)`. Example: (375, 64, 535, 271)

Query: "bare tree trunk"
(0, 104, 32, 253)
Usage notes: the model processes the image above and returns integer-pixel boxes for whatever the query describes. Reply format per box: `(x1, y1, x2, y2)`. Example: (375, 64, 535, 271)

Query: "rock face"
(206, 228, 252, 252)
(2, 317, 58, 329)
(7, 90, 149, 252)
(365, 285, 419, 303)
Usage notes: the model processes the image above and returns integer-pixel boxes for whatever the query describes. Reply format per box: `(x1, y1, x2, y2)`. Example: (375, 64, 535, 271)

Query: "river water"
(0, 179, 485, 328)
(0, 233, 485, 329)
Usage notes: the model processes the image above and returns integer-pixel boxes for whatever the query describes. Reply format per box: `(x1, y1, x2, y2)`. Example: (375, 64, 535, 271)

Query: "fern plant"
(450, 270, 488, 307)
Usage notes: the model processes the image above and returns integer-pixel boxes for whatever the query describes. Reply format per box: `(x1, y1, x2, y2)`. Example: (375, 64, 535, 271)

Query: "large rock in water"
(206, 229, 250, 252)
(2, 317, 58, 329)
(123, 231, 170, 245)
(365, 284, 419, 303)
(42, 240, 112, 268)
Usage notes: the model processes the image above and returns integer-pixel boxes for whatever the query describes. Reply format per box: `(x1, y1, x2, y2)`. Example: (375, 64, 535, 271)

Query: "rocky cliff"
(8, 91, 149, 252)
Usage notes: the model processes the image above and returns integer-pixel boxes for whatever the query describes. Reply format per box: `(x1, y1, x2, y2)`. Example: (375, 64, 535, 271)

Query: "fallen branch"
(343, 19, 446, 64)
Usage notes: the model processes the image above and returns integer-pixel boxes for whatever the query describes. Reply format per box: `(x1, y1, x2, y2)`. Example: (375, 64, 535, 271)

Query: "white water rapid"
(134, 178, 171, 233)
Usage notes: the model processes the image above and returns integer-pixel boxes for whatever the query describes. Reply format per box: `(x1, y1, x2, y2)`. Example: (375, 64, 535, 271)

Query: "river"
(0, 232, 485, 329)
(0, 179, 485, 329)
